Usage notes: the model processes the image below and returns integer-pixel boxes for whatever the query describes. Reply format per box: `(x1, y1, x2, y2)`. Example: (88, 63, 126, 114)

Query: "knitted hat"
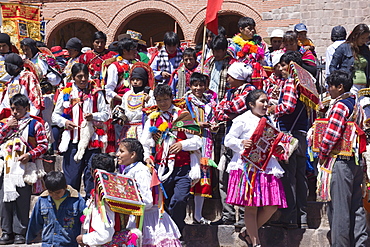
(5, 53, 23, 67)
(66, 37, 83, 52)
(131, 67, 148, 85)
(227, 62, 253, 81)
(0, 33, 11, 48)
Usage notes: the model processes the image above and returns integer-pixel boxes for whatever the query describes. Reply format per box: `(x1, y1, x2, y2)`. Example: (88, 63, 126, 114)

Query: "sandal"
(193, 217, 211, 225)
(238, 230, 252, 247)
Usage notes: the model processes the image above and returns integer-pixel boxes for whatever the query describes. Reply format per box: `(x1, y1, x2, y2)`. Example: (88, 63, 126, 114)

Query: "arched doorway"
(194, 13, 243, 45)
(115, 12, 184, 47)
(47, 21, 98, 48)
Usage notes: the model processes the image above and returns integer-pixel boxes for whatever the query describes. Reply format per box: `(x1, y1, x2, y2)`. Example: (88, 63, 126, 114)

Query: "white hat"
(81, 47, 92, 53)
(263, 29, 284, 45)
(227, 62, 253, 81)
(271, 50, 284, 67)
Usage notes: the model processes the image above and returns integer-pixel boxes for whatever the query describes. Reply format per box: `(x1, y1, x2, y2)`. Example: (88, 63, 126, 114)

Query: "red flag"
(150, 168, 161, 188)
(205, 0, 223, 35)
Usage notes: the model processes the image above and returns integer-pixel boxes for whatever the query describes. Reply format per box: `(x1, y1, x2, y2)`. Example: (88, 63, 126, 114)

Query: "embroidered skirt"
(226, 169, 287, 208)
(190, 165, 213, 198)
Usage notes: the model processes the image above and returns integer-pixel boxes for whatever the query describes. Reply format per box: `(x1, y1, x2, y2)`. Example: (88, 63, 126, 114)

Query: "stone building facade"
(25, 0, 370, 58)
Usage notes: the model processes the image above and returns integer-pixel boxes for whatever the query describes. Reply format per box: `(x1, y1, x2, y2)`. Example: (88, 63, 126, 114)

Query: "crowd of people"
(0, 15, 368, 247)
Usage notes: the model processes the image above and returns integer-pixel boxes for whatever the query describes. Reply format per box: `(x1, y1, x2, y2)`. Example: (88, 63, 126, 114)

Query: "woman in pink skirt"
(224, 89, 287, 247)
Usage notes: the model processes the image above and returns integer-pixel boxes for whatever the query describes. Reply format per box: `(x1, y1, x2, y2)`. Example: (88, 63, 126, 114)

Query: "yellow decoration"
(232, 35, 257, 48)
(62, 87, 72, 94)
(149, 111, 161, 120)
(116, 56, 123, 61)
(158, 122, 168, 132)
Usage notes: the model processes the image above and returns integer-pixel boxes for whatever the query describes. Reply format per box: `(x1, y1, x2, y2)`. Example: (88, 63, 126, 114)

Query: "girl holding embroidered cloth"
(225, 90, 287, 247)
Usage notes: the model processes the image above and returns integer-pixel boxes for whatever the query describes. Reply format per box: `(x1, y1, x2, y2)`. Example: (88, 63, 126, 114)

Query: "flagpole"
(200, 24, 207, 73)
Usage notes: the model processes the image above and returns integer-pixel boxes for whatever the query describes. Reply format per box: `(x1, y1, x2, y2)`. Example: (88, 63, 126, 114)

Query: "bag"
(312, 118, 357, 156)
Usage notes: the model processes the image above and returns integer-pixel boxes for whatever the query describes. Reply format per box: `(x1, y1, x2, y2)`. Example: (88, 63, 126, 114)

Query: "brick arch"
(45, 9, 106, 43)
(108, 1, 189, 42)
(189, 1, 262, 42)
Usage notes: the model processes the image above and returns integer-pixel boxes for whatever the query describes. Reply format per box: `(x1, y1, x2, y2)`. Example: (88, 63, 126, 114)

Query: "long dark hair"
(346, 24, 370, 59)
(71, 63, 88, 78)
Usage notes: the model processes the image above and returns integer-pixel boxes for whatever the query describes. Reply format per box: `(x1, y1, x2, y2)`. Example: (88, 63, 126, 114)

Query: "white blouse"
(224, 110, 285, 177)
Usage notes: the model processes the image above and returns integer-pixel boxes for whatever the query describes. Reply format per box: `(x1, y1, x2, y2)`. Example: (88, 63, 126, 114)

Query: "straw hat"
(263, 29, 284, 45)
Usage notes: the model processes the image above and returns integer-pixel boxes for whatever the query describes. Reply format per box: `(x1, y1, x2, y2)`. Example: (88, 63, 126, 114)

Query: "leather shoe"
(14, 234, 25, 244)
(0, 233, 14, 245)
(211, 218, 234, 225)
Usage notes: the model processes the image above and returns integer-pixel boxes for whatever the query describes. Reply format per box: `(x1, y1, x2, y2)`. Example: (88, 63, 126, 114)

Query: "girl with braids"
(117, 138, 182, 247)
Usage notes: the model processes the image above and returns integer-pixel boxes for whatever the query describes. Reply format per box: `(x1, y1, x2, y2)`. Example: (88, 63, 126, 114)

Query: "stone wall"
(261, 0, 370, 59)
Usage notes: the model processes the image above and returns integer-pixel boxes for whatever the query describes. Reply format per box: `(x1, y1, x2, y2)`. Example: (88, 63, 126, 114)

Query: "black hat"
(0, 33, 11, 49)
(5, 53, 23, 67)
(131, 67, 148, 84)
(66, 37, 83, 52)
(331, 26, 347, 42)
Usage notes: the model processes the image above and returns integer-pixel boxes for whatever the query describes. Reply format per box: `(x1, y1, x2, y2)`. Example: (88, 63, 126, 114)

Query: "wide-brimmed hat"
(126, 30, 146, 46)
(51, 46, 68, 56)
(263, 29, 284, 45)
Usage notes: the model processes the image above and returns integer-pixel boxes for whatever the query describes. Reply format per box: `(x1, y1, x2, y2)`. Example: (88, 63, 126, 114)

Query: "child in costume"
(76, 153, 142, 247)
(26, 171, 86, 246)
(225, 89, 287, 247)
(150, 32, 183, 84)
(317, 70, 367, 246)
(52, 63, 109, 199)
(117, 138, 181, 246)
(141, 84, 202, 234)
(0, 94, 48, 245)
(185, 72, 218, 224)
(118, 62, 155, 145)
(170, 47, 199, 99)
(0, 53, 43, 116)
(213, 62, 255, 227)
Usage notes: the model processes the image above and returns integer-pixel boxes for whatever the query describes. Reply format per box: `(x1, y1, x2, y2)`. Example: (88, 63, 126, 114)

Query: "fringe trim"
(3, 191, 20, 202)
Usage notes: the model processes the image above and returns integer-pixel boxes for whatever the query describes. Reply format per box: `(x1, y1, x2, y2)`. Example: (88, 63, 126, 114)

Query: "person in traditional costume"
(268, 51, 310, 229)
(185, 72, 218, 225)
(317, 70, 367, 246)
(204, 34, 232, 102)
(78, 31, 117, 87)
(52, 63, 109, 199)
(263, 52, 285, 106)
(281, 31, 317, 77)
(20, 38, 62, 87)
(64, 37, 83, 84)
(294, 23, 316, 56)
(0, 33, 13, 87)
(77, 153, 142, 247)
(104, 37, 138, 154)
(26, 171, 86, 246)
(170, 48, 199, 98)
(141, 84, 202, 234)
(225, 89, 287, 247)
(227, 17, 267, 89)
(0, 53, 43, 117)
(0, 94, 48, 245)
(118, 139, 181, 246)
(105, 37, 138, 104)
(117, 62, 155, 152)
(150, 32, 183, 84)
(213, 62, 255, 227)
